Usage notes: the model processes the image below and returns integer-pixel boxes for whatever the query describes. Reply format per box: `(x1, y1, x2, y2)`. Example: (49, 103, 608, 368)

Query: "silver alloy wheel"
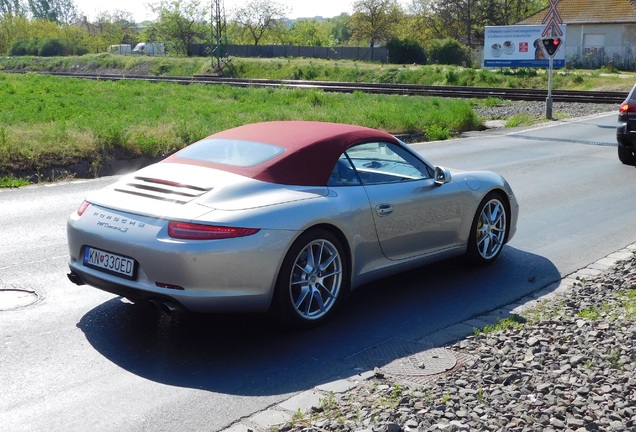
(289, 238, 343, 321)
(475, 198, 507, 260)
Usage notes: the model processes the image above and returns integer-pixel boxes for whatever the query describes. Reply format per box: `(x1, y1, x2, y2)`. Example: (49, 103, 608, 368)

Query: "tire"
(273, 229, 349, 328)
(618, 146, 636, 166)
(466, 192, 509, 265)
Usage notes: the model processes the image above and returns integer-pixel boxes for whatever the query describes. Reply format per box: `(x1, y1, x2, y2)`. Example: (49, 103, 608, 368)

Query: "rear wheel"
(618, 146, 636, 166)
(467, 192, 509, 265)
(274, 229, 349, 328)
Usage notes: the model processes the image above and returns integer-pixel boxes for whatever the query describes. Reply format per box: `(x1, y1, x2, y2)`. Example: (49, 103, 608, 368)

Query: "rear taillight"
(620, 102, 636, 113)
(77, 201, 90, 216)
(168, 221, 260, 240)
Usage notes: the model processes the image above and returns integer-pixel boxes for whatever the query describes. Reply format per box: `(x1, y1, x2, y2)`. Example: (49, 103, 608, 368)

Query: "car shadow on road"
(76, 245, 560, 397)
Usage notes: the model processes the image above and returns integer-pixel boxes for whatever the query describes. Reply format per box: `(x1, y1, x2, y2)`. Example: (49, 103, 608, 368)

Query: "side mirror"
(434, 166, 452, 185)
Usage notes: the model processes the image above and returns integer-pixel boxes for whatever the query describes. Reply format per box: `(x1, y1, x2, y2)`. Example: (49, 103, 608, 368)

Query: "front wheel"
(273, 229, 349, 328)
(467, 192, 509, 265)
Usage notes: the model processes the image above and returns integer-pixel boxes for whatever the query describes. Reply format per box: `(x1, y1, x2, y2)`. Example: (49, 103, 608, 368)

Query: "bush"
(72, 45, 89, 56)
(8, 38, 87, 57)
(9, 39, 39, 56)
(8, 39, 28, 56)
(38, 38, 68, 57)
(426, 38, 472, 67)
(387, 39, 427, 65)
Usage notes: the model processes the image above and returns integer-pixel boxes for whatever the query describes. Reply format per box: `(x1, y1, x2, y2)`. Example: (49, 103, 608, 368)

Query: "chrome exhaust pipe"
(67, 272, 85, 286)
(162, 301, 181, 315)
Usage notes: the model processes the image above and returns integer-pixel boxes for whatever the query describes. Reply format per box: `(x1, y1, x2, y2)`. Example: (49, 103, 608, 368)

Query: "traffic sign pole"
(546, 55, 554, 119)
(542, 0, 561, 120)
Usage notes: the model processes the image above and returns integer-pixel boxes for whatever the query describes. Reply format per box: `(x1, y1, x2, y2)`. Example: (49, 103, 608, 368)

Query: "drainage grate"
(0, 288, 40, 311)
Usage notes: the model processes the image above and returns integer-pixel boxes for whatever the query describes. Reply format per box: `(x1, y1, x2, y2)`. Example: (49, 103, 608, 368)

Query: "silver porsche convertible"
(67, 121, 519, 327)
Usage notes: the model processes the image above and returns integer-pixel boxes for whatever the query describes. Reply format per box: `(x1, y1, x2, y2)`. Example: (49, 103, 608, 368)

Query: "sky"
(71, 0, 356, 22)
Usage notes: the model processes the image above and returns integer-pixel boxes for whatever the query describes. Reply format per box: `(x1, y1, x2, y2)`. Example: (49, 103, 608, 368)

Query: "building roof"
(519, 0, 636, 25)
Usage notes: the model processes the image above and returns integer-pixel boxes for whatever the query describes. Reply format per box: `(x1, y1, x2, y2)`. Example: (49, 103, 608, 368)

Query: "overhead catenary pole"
(210, 0, 227, 73)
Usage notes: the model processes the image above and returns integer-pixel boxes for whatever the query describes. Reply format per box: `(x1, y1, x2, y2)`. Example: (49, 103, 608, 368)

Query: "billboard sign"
(484, 25, 566, 68)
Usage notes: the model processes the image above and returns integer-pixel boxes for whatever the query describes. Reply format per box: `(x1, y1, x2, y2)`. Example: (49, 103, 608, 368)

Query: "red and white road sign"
(542, 0, 563, 37)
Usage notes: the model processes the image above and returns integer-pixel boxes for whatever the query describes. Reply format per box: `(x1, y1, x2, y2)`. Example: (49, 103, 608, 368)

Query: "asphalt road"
(1, 112, 633, 431)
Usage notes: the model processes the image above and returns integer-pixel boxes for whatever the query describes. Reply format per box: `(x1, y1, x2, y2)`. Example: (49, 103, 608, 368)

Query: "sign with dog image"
(484, 25, 566, 68)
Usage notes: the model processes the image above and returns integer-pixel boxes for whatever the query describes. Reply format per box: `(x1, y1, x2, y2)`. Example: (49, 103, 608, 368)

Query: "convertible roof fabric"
(164, 121, 400, 186)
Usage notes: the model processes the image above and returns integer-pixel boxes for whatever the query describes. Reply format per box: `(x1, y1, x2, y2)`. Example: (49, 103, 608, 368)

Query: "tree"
(425, 0, 475, 46)
(326, 13, 352, 46)
(232, 0, 288, 46)
(287, 19, 330, 47)
(471, 0, 546, 42)
(28, 0, 78, 24)
(349, 0, 402, 48)
(151, 0, 207, 56)
(408, 0, 547, 48)
(91, 10, 138, 49)
(0, 0, 26, 16)
(0, 13, 61, 52)
(495, 0, 547, 26)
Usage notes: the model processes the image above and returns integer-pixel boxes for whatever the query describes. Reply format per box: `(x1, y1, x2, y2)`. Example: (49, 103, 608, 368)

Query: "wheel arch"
(269, 223, 352, 327)
(465, 188, 512, 265)
(294, 222, 353, 279)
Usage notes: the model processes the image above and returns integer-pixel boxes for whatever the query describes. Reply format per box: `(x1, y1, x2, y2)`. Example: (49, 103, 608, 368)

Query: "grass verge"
(0, 72, 481, 183)
(2, 55, 629, 187)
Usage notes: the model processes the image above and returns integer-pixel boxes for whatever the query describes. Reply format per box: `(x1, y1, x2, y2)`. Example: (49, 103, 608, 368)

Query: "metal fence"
(191, 44, 388, 62)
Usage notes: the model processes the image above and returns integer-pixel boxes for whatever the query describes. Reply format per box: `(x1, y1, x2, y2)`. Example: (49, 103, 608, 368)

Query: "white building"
(519, 0, 636, 69)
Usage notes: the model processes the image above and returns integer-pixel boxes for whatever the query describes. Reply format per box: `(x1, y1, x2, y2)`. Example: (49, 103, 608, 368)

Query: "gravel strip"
(276, 249, 636, 432)
(473, 100, 616, 123)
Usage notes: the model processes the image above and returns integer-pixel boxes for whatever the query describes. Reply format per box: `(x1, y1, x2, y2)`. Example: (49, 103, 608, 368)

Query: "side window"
(345, 142, 432, 185)
(328, 153, 361, 186)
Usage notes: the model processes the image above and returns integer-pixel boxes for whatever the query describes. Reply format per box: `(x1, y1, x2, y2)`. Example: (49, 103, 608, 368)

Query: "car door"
(345, 142, 464, 261)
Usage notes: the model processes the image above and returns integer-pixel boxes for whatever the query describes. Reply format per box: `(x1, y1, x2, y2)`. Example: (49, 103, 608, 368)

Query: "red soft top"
(164, 121, 399, 186)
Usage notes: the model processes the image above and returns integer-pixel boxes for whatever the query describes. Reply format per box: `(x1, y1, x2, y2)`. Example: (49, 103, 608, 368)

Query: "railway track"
(5, 70, 627, 104)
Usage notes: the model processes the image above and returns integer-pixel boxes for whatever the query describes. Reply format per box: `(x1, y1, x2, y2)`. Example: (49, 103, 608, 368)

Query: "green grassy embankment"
(0, 54, 632, 186)
(0, 71, 481, 183)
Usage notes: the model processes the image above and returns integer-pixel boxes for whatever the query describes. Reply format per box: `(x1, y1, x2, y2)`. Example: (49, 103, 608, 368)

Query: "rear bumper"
(67, 205, 297, 314)
(67, 265, 275, 313)
(617, 123, 636, 150)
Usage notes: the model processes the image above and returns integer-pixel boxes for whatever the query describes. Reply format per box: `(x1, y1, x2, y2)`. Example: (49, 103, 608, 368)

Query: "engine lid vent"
(114, 176, 210, 204)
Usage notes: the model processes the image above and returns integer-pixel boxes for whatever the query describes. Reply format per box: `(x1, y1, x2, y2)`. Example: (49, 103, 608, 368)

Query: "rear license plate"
(83, 246, 136, 280)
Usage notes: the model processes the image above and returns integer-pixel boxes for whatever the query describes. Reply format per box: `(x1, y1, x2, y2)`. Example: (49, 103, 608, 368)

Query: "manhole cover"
(345, 338, 457, 377)
(345, 338, 473, 386)
(382, 347, 457, 377)
(0, 289, 40, 311)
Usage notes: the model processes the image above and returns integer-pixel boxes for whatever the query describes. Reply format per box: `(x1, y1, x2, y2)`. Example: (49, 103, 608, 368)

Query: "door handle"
(375, 204, 393, 216)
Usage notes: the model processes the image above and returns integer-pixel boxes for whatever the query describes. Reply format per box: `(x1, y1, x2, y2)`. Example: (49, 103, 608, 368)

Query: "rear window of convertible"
(175, 138, 285, 167)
